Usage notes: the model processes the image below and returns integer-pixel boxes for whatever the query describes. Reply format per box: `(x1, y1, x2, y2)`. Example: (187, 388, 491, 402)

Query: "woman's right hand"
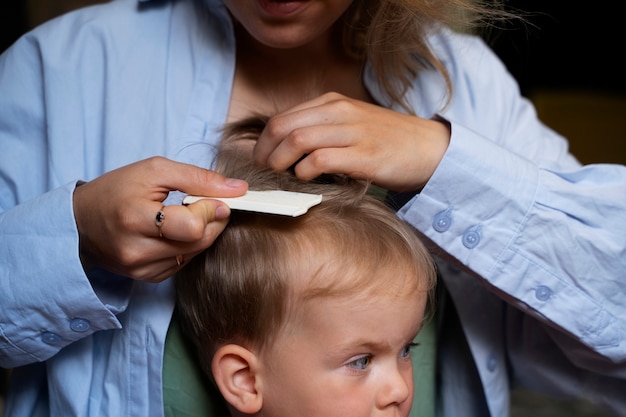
(253, 92, 451, 193)
(73, 156, 248, 282)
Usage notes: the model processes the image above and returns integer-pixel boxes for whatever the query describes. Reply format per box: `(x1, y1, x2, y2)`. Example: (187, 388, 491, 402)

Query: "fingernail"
(215, 205, 231, 220)
(225, 178, 247, 188)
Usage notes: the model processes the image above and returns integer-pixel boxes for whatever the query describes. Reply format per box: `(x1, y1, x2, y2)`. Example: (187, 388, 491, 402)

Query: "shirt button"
(70, 318, 91, 332)
(486, 355, 497, 372)
(432, 208, 453, 232)
(41, 332, 61, 345)
(535, 285, 552, 301)
(461, 226, 482, 249)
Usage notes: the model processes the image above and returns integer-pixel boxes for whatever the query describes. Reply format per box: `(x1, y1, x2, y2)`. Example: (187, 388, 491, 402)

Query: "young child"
(175, 117, 437, 417)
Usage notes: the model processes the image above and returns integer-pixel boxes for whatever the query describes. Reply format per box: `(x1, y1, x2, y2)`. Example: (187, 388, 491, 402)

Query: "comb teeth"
(182, 190, 323, 217)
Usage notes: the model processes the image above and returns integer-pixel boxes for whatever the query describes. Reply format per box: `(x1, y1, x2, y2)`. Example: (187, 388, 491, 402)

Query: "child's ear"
(212, 344, 263, 414)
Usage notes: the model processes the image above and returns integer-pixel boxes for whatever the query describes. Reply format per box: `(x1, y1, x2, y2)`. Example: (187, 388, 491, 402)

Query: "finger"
(121, 237, 210, 282)
(129, 253, 190, 283)
(147, 157, 248, 198)
(293, 137, 438, 192)
(254, 109, 354, 171)
(254, 102, 341, 165)
(264, 122, 360, 172)
(293, 146, 372, 182)
(130, 257, 184, 283)
(149, 246, 208, 283)
(152, 200, 231, 242)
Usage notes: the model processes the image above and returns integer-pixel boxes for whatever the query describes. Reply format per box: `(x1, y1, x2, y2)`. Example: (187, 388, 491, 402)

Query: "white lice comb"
(182, 190, 323, 217)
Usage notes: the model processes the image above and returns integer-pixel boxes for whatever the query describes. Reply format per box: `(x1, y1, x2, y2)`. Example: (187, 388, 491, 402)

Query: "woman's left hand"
(253, 92, 451, 192)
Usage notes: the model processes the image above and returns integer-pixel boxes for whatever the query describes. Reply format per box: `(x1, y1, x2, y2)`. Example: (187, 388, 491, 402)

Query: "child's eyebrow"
(331, 330, 423, 356)
(328, 340, 391, 358)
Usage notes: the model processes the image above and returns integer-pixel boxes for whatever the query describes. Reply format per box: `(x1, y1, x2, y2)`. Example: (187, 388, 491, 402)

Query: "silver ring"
(155, 206, 165, 237)
(176, 254, 184, 267)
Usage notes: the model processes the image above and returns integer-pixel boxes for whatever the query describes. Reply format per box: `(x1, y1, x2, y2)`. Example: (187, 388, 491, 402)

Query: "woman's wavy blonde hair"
(341, 0, 510, 113)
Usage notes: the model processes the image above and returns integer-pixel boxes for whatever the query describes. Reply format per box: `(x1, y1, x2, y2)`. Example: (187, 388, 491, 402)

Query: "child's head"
(175, 116, 436, 417)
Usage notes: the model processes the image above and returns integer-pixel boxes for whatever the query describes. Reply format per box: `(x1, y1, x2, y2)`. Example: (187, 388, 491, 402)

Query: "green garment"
(410, 315, 436, 417)
(163, 313, 230, 417)
(163, 312, 436, 417)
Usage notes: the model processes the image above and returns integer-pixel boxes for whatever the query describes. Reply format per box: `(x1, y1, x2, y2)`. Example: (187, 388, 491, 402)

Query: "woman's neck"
(228, 23, 369, 120)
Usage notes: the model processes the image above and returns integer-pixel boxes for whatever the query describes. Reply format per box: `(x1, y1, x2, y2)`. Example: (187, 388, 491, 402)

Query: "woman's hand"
(73, 157, 248, 282)
(253, 92, 451, 192)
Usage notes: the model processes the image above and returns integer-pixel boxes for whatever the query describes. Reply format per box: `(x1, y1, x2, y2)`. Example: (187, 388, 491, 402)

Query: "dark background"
(0, 3, 27, 53)
(485, 1, 625, 96)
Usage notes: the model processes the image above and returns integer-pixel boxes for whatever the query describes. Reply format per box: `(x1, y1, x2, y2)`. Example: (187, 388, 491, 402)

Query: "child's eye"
(347, 355, 372, 370)
(400, 342, 419, 359)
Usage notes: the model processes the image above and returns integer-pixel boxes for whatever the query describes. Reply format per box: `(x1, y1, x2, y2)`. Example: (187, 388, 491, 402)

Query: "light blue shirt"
(1, 0, 625, 416)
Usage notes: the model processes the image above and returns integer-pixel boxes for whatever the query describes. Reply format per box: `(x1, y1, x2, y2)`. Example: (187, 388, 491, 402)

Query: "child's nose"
(376, 366, 412, 409)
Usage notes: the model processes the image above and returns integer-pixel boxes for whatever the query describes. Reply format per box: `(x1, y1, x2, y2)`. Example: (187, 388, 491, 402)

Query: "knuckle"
(130, 266, 158, 283)
(307, 149, 331, 169)
(286, 128, 309, 150)
(114, 245, 142, 269)
(323, 91, 343, 100)
(329, 97, 354, 113)
(265, 116, 286, 139)
(144, 155, 168, 170)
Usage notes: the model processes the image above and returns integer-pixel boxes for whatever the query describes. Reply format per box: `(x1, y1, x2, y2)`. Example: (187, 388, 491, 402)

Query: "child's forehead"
(278, 279, 427, 348)
(289, 257, 424, 301)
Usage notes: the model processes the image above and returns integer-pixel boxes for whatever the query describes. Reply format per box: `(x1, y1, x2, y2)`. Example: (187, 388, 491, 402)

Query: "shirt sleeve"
(399, 30, 626, 364)
(0, 27, 127, 369)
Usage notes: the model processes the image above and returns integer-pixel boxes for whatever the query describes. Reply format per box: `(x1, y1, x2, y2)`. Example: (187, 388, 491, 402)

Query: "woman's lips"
(257, 0, 309, 18)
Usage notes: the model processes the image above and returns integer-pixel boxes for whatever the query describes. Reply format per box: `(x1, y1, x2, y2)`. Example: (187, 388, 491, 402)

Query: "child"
(175, 117, 437, 417)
